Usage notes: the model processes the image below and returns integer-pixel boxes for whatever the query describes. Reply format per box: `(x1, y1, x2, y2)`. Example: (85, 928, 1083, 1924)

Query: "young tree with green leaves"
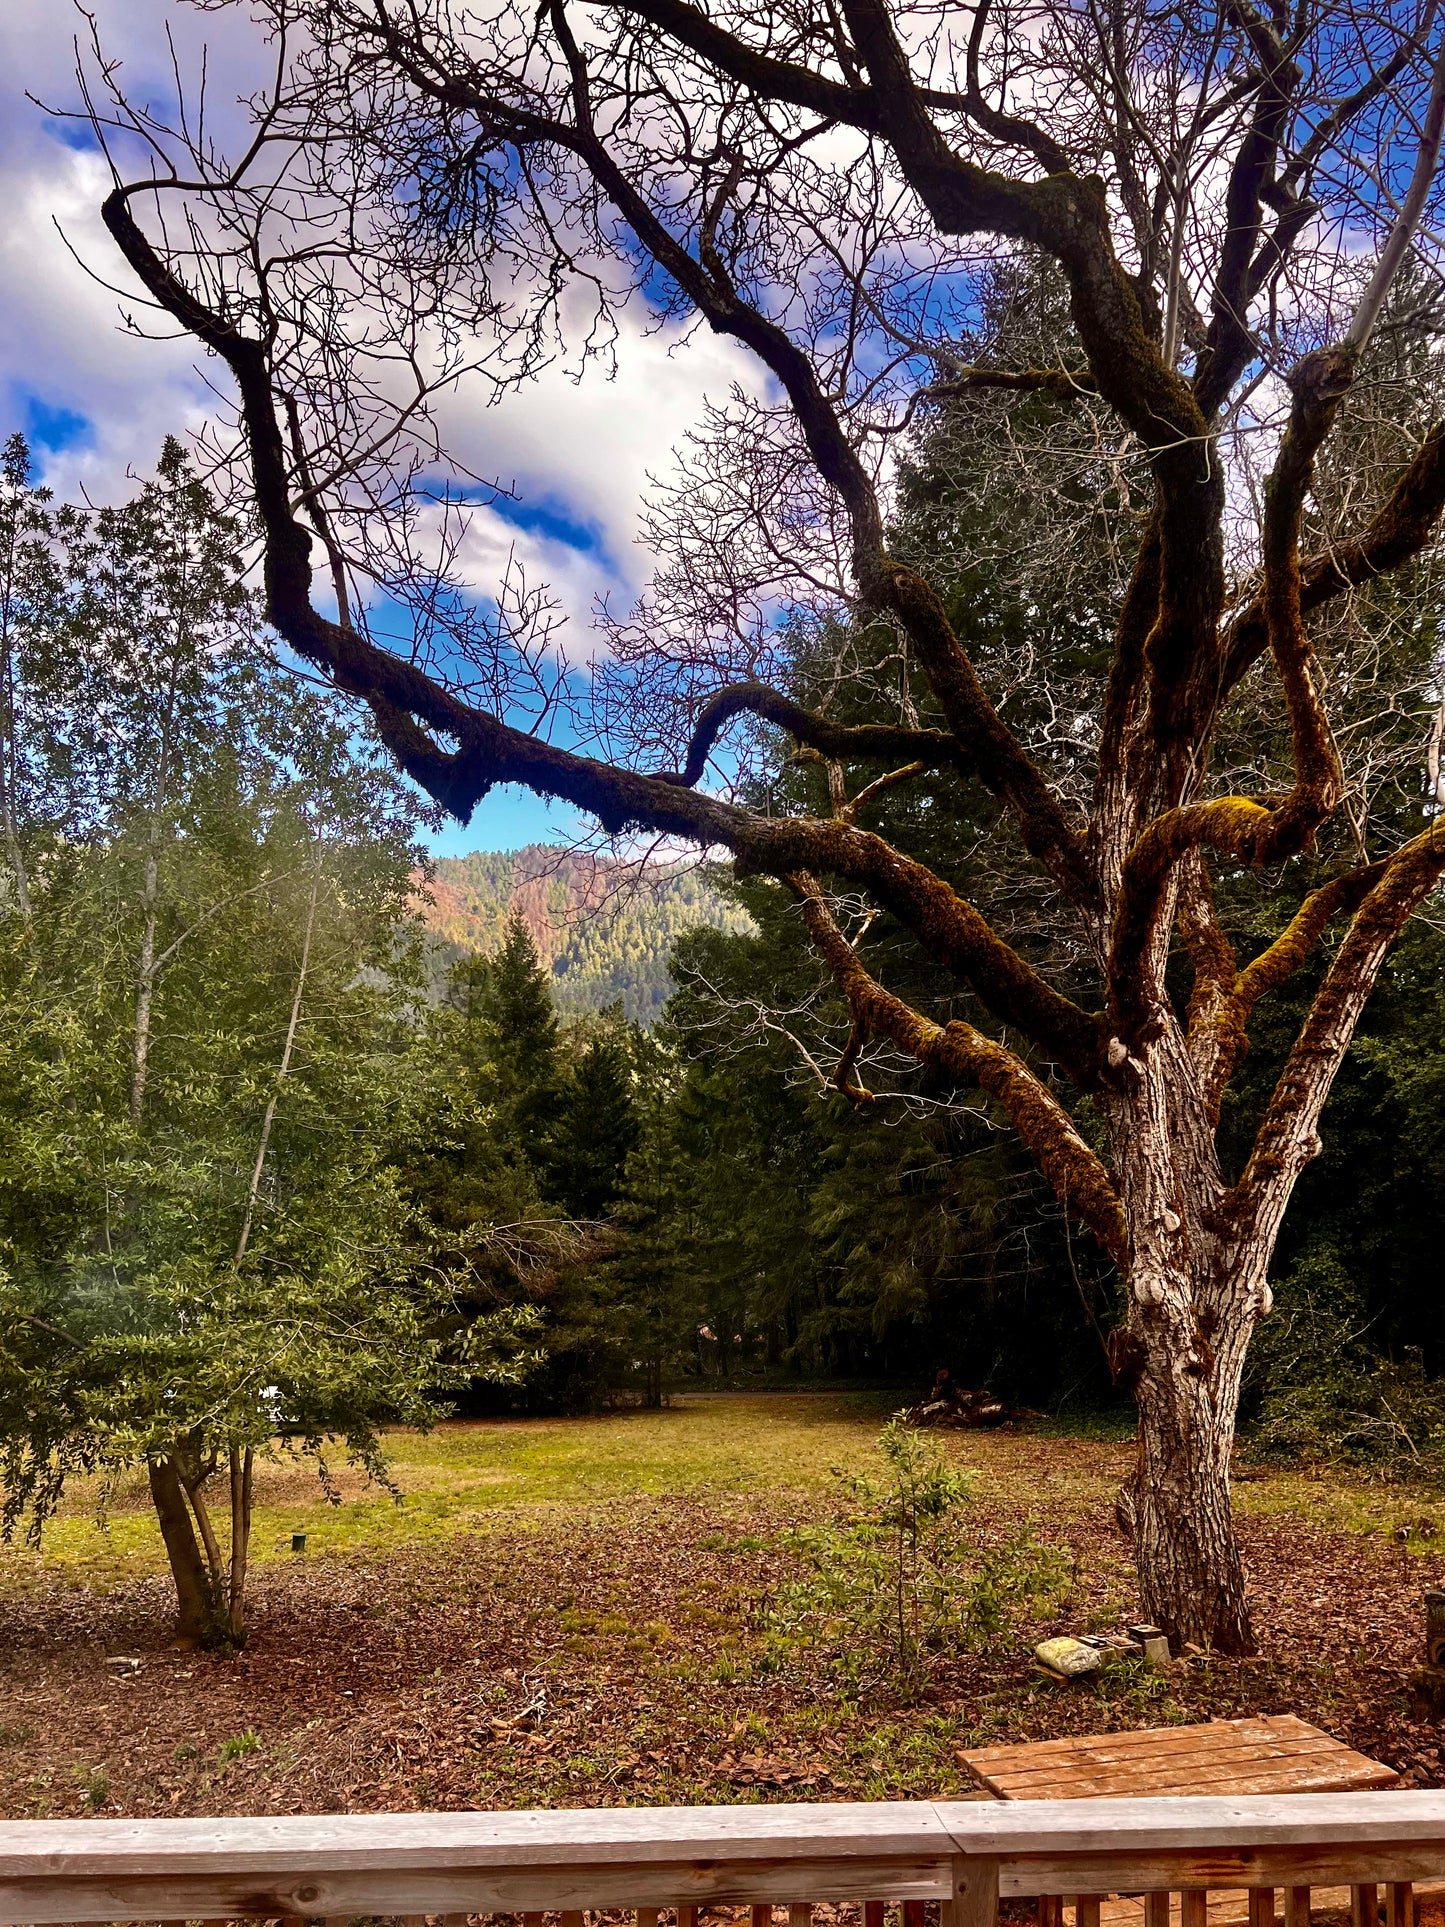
(0, 440, 533, 1643)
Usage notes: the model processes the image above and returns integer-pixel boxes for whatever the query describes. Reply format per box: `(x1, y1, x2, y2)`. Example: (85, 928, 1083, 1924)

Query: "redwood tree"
(78, 0, 1445, 1651)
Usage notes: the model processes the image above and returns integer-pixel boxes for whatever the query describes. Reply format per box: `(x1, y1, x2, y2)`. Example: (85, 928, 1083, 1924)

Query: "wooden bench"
(959, 1718, 1401, 1802)
(2, 1791, 1445, 1927)
(956, 1713, 1402, 1927)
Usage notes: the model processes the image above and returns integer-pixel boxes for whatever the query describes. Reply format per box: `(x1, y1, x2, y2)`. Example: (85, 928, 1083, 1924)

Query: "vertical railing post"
(1251, 1889, 1277, 1927)
(1387, 1884, 1415, 1927)
(1183, 1890, 1209, 1927)
(948, 1855, 1001, 1927)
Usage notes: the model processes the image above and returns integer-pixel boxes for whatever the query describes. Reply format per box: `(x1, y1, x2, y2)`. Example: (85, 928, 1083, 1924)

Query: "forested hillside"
(420, 846, 752, 1023)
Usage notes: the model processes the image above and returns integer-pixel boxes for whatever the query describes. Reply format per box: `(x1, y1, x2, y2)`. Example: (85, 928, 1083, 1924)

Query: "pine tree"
(591, 1038, 702, 1407)
(548, 1018, 641, 1219)
(480, 913, 561, 1145)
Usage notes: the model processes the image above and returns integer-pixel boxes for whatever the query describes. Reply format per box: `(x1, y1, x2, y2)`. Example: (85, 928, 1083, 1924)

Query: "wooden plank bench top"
(959, 1715, 1401, 1801)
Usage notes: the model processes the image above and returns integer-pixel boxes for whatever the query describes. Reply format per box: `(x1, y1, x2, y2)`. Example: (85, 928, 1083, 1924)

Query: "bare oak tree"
(79, 0, 1445, 1650)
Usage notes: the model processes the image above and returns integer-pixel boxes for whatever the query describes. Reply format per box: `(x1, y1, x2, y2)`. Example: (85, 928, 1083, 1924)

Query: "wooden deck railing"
(3, 1793, 1445, 1927)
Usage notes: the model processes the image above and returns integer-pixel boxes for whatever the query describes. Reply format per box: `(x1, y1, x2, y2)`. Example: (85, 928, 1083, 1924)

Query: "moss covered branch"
(792, 872, 1128, 1269)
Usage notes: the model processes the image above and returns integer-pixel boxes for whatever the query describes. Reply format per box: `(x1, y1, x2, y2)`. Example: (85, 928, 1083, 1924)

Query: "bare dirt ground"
(3, 1399, 1444, 1819)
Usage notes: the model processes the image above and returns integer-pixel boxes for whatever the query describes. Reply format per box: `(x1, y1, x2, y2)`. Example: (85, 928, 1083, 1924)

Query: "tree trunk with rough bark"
(146, 1448, 256, 1644)
(1100, 1022, 1266, 1652)
(147, 1455, 220, 1645)
(1130, 1344, 1253, 1653)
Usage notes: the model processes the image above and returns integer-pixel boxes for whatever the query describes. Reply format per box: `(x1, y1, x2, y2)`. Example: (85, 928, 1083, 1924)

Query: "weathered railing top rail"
(5, 1793, 1445, 1925)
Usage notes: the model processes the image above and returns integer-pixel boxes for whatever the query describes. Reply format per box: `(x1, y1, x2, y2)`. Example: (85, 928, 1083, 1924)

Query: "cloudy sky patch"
(1, 0, 760, 853)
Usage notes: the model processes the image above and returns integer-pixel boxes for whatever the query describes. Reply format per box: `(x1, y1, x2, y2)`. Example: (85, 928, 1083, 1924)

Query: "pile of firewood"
(901, 1389, 1020, 1429)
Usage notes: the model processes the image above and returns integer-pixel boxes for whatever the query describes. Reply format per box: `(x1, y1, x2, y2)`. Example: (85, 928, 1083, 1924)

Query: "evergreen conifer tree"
(480, 913, 561, 1145)
(591, 1038, 702, 1406)
(548, 1018, 641, 1219)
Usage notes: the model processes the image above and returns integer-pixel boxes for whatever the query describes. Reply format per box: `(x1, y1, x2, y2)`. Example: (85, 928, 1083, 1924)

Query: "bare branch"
(1343, 27, 1445, 355)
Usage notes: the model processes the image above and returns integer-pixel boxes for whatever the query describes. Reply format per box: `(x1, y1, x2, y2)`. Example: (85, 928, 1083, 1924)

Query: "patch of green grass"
(1230, 1467, 1445, 1541)
(847, 1711, 971, 1798)
(9, 1391, 1438, 1609)
(0, 1724, 34, 1747)
(1031, 1407, 1137, 1442)
(216, 1729, 262, 1766)
(6, 1393, 899, 1591)
(74, 1767, 109, 1809)
(1086, 1653, 1187, 1716)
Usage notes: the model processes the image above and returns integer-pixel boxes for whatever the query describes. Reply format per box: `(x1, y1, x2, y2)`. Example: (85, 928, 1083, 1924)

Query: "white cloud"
(0, 2, 271, 497)
(0, 0, 763, 652)
(438, 309, 763, 597)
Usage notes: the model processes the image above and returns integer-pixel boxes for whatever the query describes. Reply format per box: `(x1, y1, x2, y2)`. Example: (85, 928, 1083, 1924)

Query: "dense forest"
(420, 846, 751, 1022)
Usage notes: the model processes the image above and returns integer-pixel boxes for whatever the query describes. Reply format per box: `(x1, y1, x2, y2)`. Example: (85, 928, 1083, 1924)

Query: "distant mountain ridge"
(418, 845, 752, 1023)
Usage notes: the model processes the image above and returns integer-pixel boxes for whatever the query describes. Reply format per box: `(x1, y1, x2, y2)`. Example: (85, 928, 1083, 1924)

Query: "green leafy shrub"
(1245, 1252, 1445, 1475)
(766, 1418, 1069, 1698)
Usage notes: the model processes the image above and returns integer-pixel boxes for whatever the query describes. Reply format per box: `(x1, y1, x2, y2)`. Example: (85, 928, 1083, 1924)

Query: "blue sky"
(0, 0, 757, 859)
(432, 786, 586, 855)
(10, 367, 587, 852)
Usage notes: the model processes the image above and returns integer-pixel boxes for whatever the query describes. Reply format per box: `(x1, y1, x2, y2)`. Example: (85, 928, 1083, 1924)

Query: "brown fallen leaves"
(4, 1434, 1445, 1820)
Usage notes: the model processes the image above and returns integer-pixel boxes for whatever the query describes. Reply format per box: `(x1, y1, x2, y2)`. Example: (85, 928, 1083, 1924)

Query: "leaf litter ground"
(4, 1393, 1445, 1820)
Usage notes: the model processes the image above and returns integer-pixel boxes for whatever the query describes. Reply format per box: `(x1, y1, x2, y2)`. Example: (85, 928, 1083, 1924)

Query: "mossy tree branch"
(791, 871, 1129, 1268)
(1235, 824, 1445, 1243)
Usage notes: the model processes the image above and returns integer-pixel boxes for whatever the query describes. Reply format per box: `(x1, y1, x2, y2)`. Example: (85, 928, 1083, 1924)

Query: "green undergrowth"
(1029, 1407, 1137, 1441)
(1229, 1468, 1445, 1543)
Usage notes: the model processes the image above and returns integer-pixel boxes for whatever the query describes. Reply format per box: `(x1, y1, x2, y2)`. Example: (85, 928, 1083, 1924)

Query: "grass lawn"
(3, 1392, 917, 1590)
(3, 1393, 1444, 1820)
